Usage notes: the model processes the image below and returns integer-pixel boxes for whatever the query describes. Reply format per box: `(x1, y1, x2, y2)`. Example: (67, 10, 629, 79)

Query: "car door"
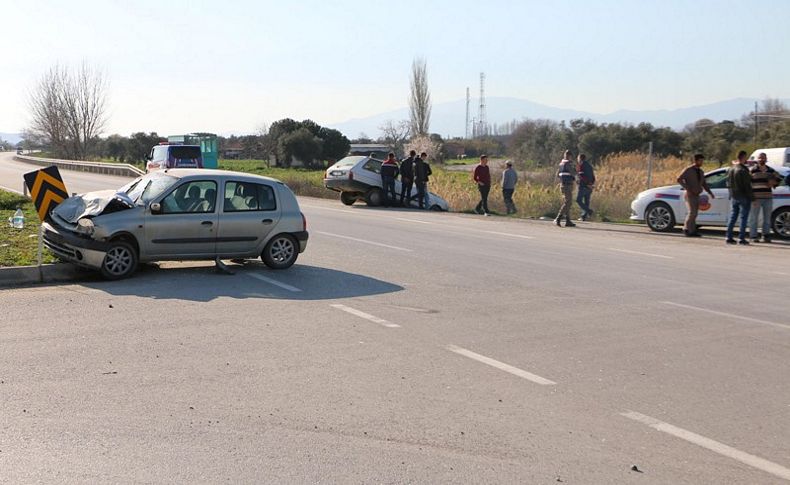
(697, 169, 730, 224)
(144, 180, 218, 258)
(216, 180, 281, 256)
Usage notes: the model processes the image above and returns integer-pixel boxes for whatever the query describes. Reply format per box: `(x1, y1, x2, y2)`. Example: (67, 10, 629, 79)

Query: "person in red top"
(472, 154, 491, 216)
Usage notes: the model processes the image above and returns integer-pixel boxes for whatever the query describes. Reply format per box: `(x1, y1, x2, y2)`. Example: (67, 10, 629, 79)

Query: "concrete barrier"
(14, 155, 144, 178)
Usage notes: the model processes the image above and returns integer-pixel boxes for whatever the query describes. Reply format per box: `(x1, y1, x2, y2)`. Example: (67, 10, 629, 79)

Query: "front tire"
(340, 192, 357, 206)
(365, 188, 384, 207)
(262, 234, 298, 269)
(100, 240, 138, 280)
(771, 207, 790, 240)
(645, 202, 676, 232)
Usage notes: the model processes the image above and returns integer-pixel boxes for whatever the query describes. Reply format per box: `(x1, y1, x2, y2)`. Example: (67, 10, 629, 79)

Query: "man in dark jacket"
(414, 152, 432, 209)
(575, 153, 595, 221)
(725, 151, 754, 244)
(380, 152, 399, 206)
(677, 153, 714, 237)
(472, 154, 491, 215)
(399, 150, 416, 206)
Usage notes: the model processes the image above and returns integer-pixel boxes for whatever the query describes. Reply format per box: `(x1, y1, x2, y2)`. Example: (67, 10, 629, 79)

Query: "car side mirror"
(150, 202, 161, 214)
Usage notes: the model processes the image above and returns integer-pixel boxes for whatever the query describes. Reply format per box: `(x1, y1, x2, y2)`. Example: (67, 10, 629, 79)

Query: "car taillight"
(348, 171, 353, 180)
(301, 212, 307, 231)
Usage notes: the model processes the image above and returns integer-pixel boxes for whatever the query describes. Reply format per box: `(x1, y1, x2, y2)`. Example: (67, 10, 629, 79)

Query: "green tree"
(277, 128, 323, 168)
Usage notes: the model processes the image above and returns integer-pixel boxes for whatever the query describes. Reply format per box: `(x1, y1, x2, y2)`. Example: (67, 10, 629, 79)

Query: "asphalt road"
(2, 155, 790, 483)
(0, 152, 134, 195)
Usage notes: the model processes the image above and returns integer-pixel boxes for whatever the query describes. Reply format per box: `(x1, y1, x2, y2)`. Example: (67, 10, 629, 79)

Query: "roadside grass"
(0, 190, 56, 267)
(218, 160, 335, 199)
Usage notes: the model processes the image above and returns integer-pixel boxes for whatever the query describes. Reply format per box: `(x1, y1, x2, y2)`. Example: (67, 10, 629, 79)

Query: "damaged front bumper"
(42, 221, 110, 270)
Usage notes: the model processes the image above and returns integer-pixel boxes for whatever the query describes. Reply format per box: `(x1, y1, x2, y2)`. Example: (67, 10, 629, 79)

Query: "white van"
(748, 147, 790, 169)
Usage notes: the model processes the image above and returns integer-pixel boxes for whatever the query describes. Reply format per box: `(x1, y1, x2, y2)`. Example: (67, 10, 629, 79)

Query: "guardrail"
(13, 154, 145, 178)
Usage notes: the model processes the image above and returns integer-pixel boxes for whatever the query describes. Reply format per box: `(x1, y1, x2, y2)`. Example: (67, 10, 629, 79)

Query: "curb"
(0, 263, 91, 289)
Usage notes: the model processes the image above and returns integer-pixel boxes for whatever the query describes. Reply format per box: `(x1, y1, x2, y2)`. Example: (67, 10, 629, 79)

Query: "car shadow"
(77, 262, 403, 302)
(572, 222, 790, 247)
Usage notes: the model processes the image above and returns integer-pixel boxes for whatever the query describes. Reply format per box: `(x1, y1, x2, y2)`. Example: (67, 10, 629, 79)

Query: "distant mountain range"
(328, 97, 788, 139)
(0, 132, 22, 144)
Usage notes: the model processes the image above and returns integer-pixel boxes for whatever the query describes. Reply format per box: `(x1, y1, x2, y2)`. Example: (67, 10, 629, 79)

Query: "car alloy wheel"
(101, 241, 138, 280)
(262, 234, 298, 269)
(772, 208, 790, 239)
(645, 202, 675, 232)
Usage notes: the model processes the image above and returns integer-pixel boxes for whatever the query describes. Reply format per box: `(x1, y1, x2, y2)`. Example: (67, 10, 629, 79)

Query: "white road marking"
(773, 271, 789, 276)
(621, 411, 790, 481)
(446, 345, 556, 385)
(609, 248, 673, 259)
(484, 231, 535, 239)
(0, 184, 25, 196)
(299, 204, 357, 215)
(246, 273, 302, 292)
(395, 217, 433, 225)
(663, 301, 790, 331)
(331, 304, 400, 328)
(316, 231, 412, 252)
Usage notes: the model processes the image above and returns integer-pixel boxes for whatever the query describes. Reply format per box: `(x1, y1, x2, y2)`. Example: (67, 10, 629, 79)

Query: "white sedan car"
(323, 156, 450, 211)
(630, 166, 790, 239)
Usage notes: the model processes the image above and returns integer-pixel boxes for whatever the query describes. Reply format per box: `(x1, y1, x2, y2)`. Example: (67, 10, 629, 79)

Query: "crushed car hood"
(52, 190, 135, 223)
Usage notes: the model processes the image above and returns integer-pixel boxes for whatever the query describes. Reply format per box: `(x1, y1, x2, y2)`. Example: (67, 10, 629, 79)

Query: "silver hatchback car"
(42, 169, 309, 279)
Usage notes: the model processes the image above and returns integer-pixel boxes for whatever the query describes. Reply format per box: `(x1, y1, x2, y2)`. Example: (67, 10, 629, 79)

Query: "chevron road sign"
(23, 166, 70, 222)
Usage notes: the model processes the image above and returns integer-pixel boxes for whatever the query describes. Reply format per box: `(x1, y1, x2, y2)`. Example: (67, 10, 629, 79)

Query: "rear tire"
(430, 204, 442, 211)
(262, 234, 298, 269)
(645, 202, 675, 232)
(340, 192, 356, 206)
(771, 207, 790, 240)
(100, 240, 138, 280)
(365, 188, 384, 207)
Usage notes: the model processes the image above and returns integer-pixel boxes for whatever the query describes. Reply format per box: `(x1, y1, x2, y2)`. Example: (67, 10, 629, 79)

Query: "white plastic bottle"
(12, 208, 24, 229)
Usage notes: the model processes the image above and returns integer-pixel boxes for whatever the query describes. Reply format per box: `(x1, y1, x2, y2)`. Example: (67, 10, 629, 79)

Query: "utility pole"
(478, 72, 486, 137)
(753, 101, 758, 143)
(465, 87, 470, 139)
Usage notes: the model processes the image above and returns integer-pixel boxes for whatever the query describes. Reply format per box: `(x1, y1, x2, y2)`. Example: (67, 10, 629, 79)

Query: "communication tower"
(465, 87, 470, 139)
(478, 72, 487, 137)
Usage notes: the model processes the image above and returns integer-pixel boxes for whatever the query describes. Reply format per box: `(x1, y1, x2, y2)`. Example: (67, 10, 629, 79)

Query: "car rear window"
(170, 146, 201, 159)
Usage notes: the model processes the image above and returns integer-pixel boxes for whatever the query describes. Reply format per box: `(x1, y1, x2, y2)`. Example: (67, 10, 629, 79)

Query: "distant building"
(349, 144, 390, 159)
(222, 143, 244, 160)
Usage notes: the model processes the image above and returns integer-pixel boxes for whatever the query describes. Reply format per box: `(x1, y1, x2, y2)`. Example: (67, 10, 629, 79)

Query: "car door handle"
(201, 221, 213, 226)
(261, 219, 273, 224)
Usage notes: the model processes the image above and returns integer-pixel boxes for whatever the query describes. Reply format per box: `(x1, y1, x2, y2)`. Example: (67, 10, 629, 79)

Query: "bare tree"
(28, 63, 108, 160)
(409, 57, 431, 136)
(378, 119, 411, 155)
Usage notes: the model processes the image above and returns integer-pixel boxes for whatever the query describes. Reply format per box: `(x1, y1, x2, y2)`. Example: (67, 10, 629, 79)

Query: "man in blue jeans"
(725, 151, 754, 245)
(749, 152, 781, 242)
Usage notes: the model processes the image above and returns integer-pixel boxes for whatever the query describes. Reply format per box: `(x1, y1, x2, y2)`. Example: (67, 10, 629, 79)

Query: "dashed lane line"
(315, 231, 412, 252)
(484, 231, 535, 239)
(446, 345, 556, 386)
(246, 273, 302, 292)
(331, 304, 401, 328)
(622, 411, 790, 481)
(663, 301, 790, 331)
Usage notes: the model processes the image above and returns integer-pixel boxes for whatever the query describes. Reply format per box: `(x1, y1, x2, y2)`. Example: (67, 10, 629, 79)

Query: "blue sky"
(2, 0, 789, 136)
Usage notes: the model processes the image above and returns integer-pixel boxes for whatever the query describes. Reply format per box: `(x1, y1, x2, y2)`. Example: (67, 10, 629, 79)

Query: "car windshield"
(334, 156, 365, 168)
(123, 173, 179, 205)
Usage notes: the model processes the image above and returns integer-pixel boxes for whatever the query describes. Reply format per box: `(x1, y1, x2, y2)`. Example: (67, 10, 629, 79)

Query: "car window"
(362, 159, 382, 174)
(161, 180, 217, 214)
(126, 173, 178, 204)
(705, 171, 728, 189)
(224, 181, 277, 212)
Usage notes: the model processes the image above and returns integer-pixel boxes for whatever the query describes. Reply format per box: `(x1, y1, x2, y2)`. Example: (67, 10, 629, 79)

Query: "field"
(0, 190, 56, 267)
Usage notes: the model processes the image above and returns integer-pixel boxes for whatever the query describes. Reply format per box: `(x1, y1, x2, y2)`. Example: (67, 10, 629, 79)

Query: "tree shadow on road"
(79, 262, 403, 302)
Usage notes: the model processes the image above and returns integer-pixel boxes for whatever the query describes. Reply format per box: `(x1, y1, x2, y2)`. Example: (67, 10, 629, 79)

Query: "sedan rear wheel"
(262, 234, 298, 269)
(771, 207, 790, 239)
(645, 202, 675, 232)
(340, 191, 357, 206)
(100, 240, 138, 280)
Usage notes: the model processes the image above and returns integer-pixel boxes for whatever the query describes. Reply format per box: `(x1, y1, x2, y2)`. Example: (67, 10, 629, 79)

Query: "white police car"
(630, 166, 790, 239)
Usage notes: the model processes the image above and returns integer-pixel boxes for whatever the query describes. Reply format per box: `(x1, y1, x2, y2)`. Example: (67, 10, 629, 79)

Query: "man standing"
(576, 154, 595, 221)
(725, 151, 754, 245)
(380, 152, 399, 207)
(399, 150, 416, 207)
(554, 150, 576, 227)
(473, 155, 492, 216)
(501, 160, 518, 214)
(414, 152, 432, 209)
(676, 153, 714, 237)
(749, 152, 781, 242)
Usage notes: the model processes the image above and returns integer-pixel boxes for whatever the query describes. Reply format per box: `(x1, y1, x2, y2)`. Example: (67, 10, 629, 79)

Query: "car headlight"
(76, 218, 95, 236)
